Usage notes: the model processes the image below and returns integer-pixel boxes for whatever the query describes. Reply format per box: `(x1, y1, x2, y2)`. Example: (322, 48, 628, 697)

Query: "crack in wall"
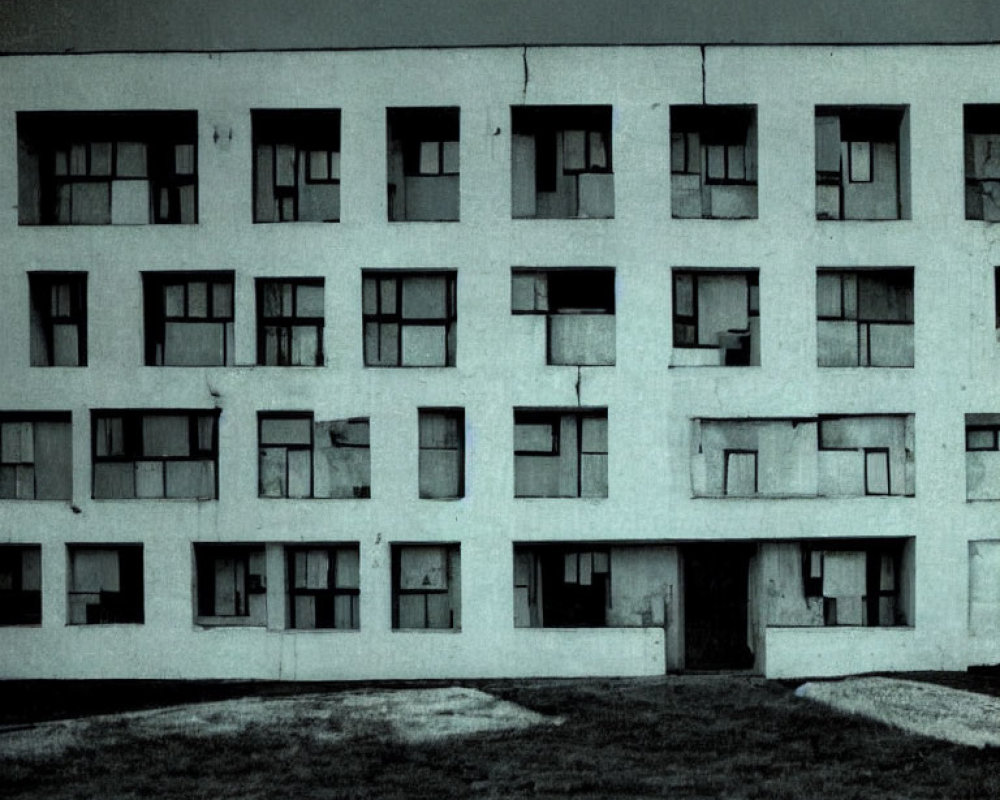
(522, 45, 530, 100)
(700, 44, 706, 104)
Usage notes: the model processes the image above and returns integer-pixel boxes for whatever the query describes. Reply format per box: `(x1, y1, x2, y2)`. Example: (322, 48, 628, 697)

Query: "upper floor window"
(815, 106, 909, 221)
(511, 268, 615, 366)
(256, 278, 324, 366)
(362, 271, 456, 367)
(67, 544, 144, 624)
(0, 412, 72, 500)
(17, 111, 196, 226)
(964, 105, 1000, 221)
(671, 269, 759, 366)
(514, 408, 608, 498)
(287, 545, 360, 629)
(143, 272, 234, 366)
(418, 408, 465, 499)
(966, 414, 1000, 500)
(0, 545, 41, 626)
(387, 107, 459, 222)
(29, 272, 87, 367)
(252, 110, 340, 223)
(671, 105, 757, 219)
(817, 268, 913, 367)
(511, 105, 614, 219)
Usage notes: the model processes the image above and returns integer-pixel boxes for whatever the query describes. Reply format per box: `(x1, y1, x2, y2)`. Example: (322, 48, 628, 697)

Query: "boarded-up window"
(672, 270, 759, 366)
(803, 542, 904, 627)
(514, 409, 608, 498)
(419, 409, 464, 499)
(29, 272, 87, 367)
(387, 107, 460, 221)
(288, 545, 360, 629)
(0, 414, 72, 500)
(195, 545, 266, 624)
(363, 272, 456, 366)
(724, 450, 758, 496)
(143, 272, 234, 366)
(256, 279, 324, 366)
(67, 545, 143, 624)
(0, 546, 42, 625)
(392, 544, 460, 630)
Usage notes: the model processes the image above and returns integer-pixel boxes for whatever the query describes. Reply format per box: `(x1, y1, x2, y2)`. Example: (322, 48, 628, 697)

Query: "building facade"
(2, 37, 1000, 680)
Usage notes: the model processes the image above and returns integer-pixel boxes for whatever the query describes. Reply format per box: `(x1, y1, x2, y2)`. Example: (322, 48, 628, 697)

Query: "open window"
(966, 414, 1000, 500)
(387, 107, 459, 222)
(143, 272, 234, 366)
(362, 271, 457, 367)
(29, 272, 87, 367)
(194, 544, 266, 625)
(513, 545, 611, 628)
(964, 105, 1000, 220)
(815, 106, 909, 220)
(287, 545, 360, 629)
(256, 279, 324, 366)
(511, 268, 615, 366)
(0, 546, 41, 625)
(18, 111, 196, 225)
(391, 544, 461, 630)
(672, 270, 759, 366)
(258, 413, 370, 499)
(514, 409, 608, 498)
(418, 409, 464, 499)
(67, 545, 143, 624)
(252, 110, 340, 223)
(92, 409, 219, 499)
(511, 105, 614, 219)
(671, 105, 757, 219)
(817, 269, 914, 367)
(0, 412, 72, 500)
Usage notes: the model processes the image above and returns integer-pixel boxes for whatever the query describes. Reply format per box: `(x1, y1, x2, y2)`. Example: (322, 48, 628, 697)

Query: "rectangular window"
(0, 413, 72, 500)
(29, 272, 87, 367)
(253, 110, 341, 223)
(67, 545, 143, 624)
(92, 410, 219, 499)
(671, 270, 759, 366)
(392, 544, 460, 630)
(287, 545, 360, 629)
(387, 107, 460, 221)
(419, 409, 464, 499)
(964, 105, 1000, 221)
(966, 414, 1000, 500)
(259, 413, 371, 499)
(514, 409, 608, 498)
(143, 272, 234, 366)
(513, 545, 611, 628)
(0, 546, 41, 625)
(362, 271, 457, 367)
(803, 542, 904, 626)
(864, 448, 891, 495)
(724, 450, 758, 496)
(195, 544, 266, 625)
(256, 279, 324, 366)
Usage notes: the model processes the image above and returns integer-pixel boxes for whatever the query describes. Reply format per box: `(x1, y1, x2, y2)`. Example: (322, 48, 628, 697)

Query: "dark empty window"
(0, 546, 41, 625)
(387, 107, 459, 221)
(513, 545, 611, 628)
(29, 272, 87, 367)
(143, 272, 234, 366)
(362, 271, 457, 367)
(256, 279, 324, 366)
(67, 544, 143, 624)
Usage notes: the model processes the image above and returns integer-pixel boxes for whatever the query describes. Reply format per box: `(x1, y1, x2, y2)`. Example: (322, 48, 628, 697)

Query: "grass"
(3, 674, 1000, 799)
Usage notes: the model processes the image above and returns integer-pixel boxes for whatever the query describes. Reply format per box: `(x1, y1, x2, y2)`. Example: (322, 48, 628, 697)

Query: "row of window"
(4, 410, 1000, 501)
(14, 105, 1000, 223)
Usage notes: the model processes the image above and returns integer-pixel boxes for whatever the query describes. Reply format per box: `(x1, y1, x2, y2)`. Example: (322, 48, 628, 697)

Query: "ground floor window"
(67, 544, 143, 624)
(391, 544, 460, 630)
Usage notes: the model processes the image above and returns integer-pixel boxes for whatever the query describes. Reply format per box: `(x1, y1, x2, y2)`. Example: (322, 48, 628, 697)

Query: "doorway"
(683, 543, 755, 670)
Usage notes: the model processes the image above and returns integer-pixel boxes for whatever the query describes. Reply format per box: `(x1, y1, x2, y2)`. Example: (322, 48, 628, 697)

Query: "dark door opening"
(684, 543, 754, 670)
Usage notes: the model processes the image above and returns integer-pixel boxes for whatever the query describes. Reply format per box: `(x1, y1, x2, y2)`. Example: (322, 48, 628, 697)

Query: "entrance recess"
(683, 543, 755, 670)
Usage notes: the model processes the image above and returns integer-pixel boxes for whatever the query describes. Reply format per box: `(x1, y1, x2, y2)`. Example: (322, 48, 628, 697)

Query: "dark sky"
(1, 0, 998, 53)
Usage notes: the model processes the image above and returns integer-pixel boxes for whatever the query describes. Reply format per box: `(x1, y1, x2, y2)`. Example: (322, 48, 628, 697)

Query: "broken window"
(67, 545, 143, 624)
(802, 542, 904, 626)
(514, 409, 608, 498)
(17, 111, 197, 225)
(418, 409, 464, 499)
(362, 271, 457, 367)
(29, 272, 87, 367)
(253, 110, 341, 223)
(287, 545, 360, 629)
(195, 544, 266, 625)
(392, 544, 460, 630)
(511, 268, 616, 366)
(0, 413, 72, 500)
(143, 272, 235, 366)
(92, 410, 219, 499)
(966, 414, 1000, 500)
(672, 270, 760, 366)
(513, 545, 611, 628)
(671, 105, 757, 219)
(256, 278, 324, 366)
(0, 546, 41, 625)
(815, 106, 908, 220)
(258, 413, 371, 499)
(817, 269, 914, 367)
(511, 105, 614, 219)
(964, 105, 1000, 220)
(387, 107, 459, 221)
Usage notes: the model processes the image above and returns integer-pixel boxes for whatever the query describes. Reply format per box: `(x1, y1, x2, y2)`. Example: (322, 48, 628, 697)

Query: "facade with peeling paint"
(2, 6, 1000, 679)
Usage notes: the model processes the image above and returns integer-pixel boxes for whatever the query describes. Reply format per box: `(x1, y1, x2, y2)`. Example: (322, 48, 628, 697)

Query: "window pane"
(260, 417, 311, 446)
(142, 415, 190, 457)
(401, 277, 446, 319)
(967, 429, 996, 450)
(399, 546, 447, 590)
(515, 423, 555, 453)
(296, 284, 324, 318)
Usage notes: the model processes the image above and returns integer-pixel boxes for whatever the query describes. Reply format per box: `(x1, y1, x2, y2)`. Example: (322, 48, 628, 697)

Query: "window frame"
(28, 271, 88, 368)
(0, 545, 42, 626)
(194, 543, 267, 624)
(255, 278, 325, 367)
(257, 411, 314, 498)
(391, 543, 460, 631)
(142, 271, 235, 367)
(0, 411, 73, 501)
(67, 544, 144, 625)
(286, 545, 360, 630)
(671, 269, 760, 351)
(418, 408, 465, 500)
(513, 408, 608, 499)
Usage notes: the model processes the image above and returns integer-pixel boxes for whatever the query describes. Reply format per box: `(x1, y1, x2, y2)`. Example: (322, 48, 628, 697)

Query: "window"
(817, 415, 913, 497)
(724, 450, 758, 496)
(513, 545, 611, 628)
(514, 409, 608, 498)
(964, 105, 1000, 221)
(816, 269, 914, 367)
(362, 271, 457, 367)
(195, 544, 266, 625)
(511, 268, 615, 366)
(802, 541, 905, 626)
(258, 413, 370, 499)
(387, 107, 459, 221)
(0, 413, 72, 500)
(67, 545, 143, 624)
(253, 110, 341, 223)
(815, 106, 908, 220)
(966, 414, 1000, 500)
(419, 409, 464, 499)
(672, 270, 759, 366)
(92, 410, 219, 499)
(391, 544, 461, 630)
(0, 546, 41, 625)
(256, 279, 324, 366)
(287, 545, 359, 629)
(143, 272, 234, 366)
(511, 105, 614, 219)
(29, 272, 87, 367)
(671, 105, 757, 219)
(17, 111, 197, 225)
